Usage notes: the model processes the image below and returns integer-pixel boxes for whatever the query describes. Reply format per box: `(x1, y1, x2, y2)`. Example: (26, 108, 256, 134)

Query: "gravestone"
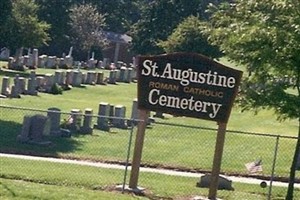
(115, 69, 121, 82)
(70, 109, 82, 132)
(108, 70, 117, 84)
(96, 72, 105, 85)
(11, 75, 22, 98)
(18, 77, 26, 94)
(95, 102, 110, 131)
(27, 78, 38, 95)
(38, 55, 47, 68)
(196, 174, 234, 191)
(58, 58, 65, 68)
(113, 105, 127, 129)
(72, 71, 82, 86)
(10, 85, 20, 98)
(29, 48, 38, 69)
(13, 48, 24, 70)
(54, 70, 64, 85)
(64, 46, 73, 68)
(80, 108, 93, 134)
(81, 72, 87, 84)
(36, 76, 45, 90)
(119, 67, 127, 82)
(97, 60, 103, 69)
(102, 58, 109, 69)
(23, 55, 30, 67)
(13, 74, 21, 93)
(86, 71, 96, 85)
(29, 70, 36, 79)
(153, 111, 164, 119)
(128, 98, 138, 126)
(44, 74, 54, 92)
(7, 57, 14, 69)
(17, 114, 51, 145)
(87, 53, 96, 69)
(0, 47, 10, 60)
(125, 68, 133, 83)
(47, 107, 61, 136)
(46, 56, 57, 68)
(27, 71, 37, 95)
(1, 76, 10, 96)
(65, 70, 73, 85)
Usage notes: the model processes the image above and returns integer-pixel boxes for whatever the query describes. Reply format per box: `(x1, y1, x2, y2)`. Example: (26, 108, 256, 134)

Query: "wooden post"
(129, 109, 149, 189)
(208, 122, 227, 200)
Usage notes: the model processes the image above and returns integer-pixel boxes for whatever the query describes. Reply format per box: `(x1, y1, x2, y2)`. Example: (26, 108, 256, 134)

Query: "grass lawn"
(1, 156, 298, 200)
(0, 178, 145, 200)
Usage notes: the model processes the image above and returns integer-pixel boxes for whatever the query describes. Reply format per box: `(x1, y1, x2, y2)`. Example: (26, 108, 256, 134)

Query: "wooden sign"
(131, 53, 243, 199)
(137, 52, 243, 123)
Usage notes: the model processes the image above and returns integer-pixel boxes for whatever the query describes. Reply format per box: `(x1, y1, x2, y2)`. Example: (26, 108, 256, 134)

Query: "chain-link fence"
(0, 105, 299, 199)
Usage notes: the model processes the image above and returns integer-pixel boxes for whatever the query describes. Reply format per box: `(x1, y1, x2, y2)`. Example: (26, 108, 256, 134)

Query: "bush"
(50, 83, 63, 95)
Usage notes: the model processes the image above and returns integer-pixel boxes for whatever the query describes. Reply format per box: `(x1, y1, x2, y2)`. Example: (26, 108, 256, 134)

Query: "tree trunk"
(286, 118, 300, 200)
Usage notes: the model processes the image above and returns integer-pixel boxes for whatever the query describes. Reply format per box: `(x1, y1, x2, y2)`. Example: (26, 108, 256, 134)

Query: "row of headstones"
(17, 99, 140, 145)
(8, 48, 74, 70)
(0, 68, 137, 98)
(16, 99, 164, 145)
(4, 47, 130, 71)
(1, 73, 38, 98)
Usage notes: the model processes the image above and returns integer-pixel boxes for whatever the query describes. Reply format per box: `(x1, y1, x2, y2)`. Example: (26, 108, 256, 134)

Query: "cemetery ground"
(0, 62, 299, 199)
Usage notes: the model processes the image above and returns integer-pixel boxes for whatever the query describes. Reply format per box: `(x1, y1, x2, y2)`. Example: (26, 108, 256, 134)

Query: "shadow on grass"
(0, 120, 83, 157)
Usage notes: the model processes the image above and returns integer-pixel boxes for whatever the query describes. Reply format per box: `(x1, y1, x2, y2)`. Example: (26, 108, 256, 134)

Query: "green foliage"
(204, 2, 300, 198)
(158, 15, 222, 58)
(50, 83, 63, 95)
(36, 0, 74, 56)
(130, 0, 204, 55)
(1, 0, 50, 51)
(205, 0, 300, 121)
(0, 0, 13, 47)
(69, 3, 108, 60)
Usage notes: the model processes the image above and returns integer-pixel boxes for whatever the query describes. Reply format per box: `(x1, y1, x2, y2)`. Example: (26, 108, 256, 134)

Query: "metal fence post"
(122, 121, 135, 193)
(268, 135, 280, 200)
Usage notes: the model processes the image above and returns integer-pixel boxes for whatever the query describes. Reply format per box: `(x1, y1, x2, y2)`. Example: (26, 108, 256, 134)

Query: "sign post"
(129, 109, 149, 189)
(131, 52, 242, 197)
(208, 122, 227, 199)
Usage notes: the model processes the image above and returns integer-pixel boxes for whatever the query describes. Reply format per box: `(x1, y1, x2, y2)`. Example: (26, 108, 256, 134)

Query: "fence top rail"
(0, 105, 144, 122)
(154, 121, 298, 140)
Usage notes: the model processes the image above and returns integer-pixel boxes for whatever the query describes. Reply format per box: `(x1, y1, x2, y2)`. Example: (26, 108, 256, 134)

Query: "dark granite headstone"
(196, 174, 234, 191)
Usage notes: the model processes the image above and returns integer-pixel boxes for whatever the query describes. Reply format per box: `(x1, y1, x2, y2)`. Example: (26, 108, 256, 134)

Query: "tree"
(36, 0, 75, 56)
(84, 0, 142, 33)
(1, 0, 50, 51)
(130, 0, 204, 55)
(204, 1, 300, 199)
(69, 3, 108, 60)
(157, 15, 222, 59)
(0, 0, 13, 47)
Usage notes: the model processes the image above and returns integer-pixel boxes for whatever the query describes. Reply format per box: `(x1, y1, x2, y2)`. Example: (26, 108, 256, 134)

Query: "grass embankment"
(1, 157, 297, 200)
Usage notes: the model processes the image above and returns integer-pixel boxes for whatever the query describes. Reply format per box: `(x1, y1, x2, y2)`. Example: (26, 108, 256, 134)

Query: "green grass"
(1, 156, 298, 200)
(0, 178, 145, 200)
